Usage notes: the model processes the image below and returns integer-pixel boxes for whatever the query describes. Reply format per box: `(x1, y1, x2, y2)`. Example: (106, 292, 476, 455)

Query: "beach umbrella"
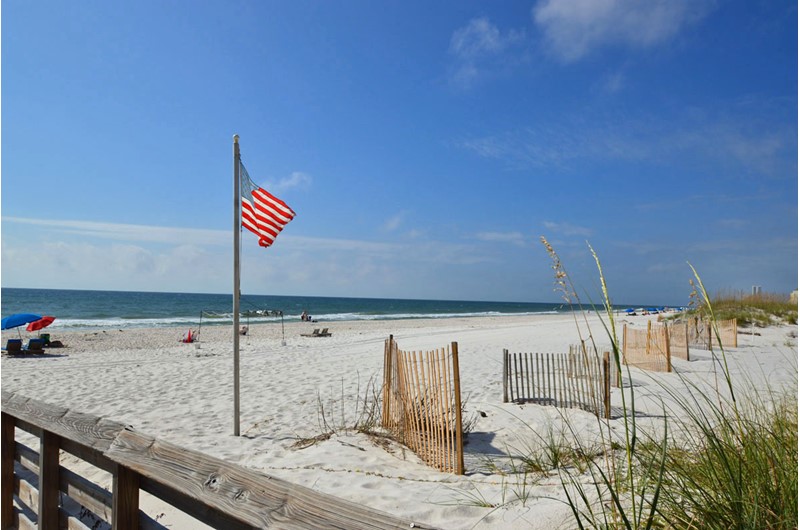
(27, 315, 55, 332)
(1, 313, 42, 338)
(1, 313, 42, 330)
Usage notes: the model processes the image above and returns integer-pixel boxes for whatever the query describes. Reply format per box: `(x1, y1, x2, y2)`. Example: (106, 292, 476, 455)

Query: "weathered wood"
(502, 349, 508, 403)
(112, 464, 140, 530)
(1, 391, 127, 453)
(38, 431, 60, 529)
(12, 506, 36, 530)
(3, 392, 430, 530)
(450, 342, 464, 476)
(1, 413, 14, 529)
(106, 427, 419, 529)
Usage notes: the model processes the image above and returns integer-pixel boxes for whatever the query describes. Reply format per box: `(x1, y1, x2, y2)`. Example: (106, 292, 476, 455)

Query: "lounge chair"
(25, 339, 45, 354)
(301, 328, 320, 337)
(3, 339, 22, 354)
(318, 328, 332, 337)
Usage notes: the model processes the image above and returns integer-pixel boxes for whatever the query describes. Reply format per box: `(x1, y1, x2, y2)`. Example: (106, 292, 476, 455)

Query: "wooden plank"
(603, 352, 612, 419)
(524, 353, 531, 402)
(1, 413, 15, 529)
(450, 342, 464, 475)
(12, 506, 36, 530)
(1, 391, 127, 454)
(38, 431, 60, 529)
(502, 349, 508, 403)
(112, 463, 140, 530)
(107, 428, 419, 529)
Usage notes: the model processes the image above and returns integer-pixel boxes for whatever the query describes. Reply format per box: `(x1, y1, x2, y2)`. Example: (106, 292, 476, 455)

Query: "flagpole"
(233, 134, 241, 437)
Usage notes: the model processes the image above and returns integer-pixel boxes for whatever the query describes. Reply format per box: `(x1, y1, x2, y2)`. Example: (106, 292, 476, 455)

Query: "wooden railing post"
(1, 413, 14, 529)
(38, 431, 60, 529)
(112, 464, 140, 529)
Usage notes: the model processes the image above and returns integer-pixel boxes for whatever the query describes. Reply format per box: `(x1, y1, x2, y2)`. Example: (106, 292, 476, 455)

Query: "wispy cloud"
(382, 211, 406, 232)
(267, 171, 312, 193)
(475, 231, 527, 246)
(532, 0, 714, 62)
(448, 17, 525, 88)
(459, 98, 796, 178)
(543, 221, 593, 238)
(2, 216, 229, 245)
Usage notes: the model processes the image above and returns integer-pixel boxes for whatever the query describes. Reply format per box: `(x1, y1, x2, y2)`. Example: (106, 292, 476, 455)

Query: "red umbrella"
(27, 316, 55, 332)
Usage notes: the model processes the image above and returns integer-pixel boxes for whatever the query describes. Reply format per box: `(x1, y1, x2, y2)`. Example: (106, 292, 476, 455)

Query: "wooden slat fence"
(664, 320, 690, 361)
(623, 321, 671, 372)
(381, 336, 464, 475)
(687, 317, 738, 350)
(501, 346, 616, 419)
(1, 391, 431, 530)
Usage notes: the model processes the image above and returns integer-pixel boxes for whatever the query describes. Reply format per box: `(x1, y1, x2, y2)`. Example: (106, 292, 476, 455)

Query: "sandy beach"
(2, 313, 796, 529)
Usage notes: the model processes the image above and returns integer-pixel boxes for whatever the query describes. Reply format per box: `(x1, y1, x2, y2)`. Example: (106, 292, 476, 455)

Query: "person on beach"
(301, 310, 308, 322)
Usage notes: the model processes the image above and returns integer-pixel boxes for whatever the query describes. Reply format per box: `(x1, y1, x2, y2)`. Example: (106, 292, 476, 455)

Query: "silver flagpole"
(233, 134, 241, 436)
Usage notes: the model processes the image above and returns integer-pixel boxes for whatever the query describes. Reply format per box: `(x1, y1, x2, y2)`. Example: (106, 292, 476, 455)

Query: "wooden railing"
(1, 391, 433, 529)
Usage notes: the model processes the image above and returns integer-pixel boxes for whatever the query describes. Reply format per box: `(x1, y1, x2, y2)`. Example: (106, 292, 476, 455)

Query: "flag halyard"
(240, 162, 296, 247)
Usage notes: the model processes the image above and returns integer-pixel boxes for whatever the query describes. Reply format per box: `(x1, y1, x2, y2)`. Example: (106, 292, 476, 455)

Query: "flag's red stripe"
(241, 188, 294, 248)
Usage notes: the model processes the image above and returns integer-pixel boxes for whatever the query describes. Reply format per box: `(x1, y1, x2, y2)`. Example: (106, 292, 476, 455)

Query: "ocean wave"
(48, 310, 561, 330)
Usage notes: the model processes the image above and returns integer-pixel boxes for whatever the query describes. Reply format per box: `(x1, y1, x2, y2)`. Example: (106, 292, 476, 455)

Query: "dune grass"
(531, 240, 798, 529)
(695, 289, 797, 327)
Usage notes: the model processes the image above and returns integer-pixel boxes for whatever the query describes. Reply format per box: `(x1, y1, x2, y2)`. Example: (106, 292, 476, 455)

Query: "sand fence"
(623, 318, 738, 373)
(381, 336, 464, 475)
(502, 344, 619, 419)
(687, 317, 738, 350)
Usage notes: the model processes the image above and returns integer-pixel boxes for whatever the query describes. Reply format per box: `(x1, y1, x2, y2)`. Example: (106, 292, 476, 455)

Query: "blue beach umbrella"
(1, 313, 42, 330)
(2, 313, 42, 339)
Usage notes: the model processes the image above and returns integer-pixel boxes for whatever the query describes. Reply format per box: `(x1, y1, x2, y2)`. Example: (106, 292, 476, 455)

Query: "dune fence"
(381, 336, 464, 475)
(688, 317, 737, 350)
(622, 321, 673, 372)
(1, 391, 425, 530)
(502, 345, 618, 419)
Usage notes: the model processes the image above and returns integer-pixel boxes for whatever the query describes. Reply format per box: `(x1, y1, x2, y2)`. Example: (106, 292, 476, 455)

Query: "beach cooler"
(39, 333, 51, 345)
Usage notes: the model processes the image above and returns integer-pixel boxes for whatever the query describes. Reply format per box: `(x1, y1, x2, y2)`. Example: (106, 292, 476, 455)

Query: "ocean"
(1, 288, 569, 331)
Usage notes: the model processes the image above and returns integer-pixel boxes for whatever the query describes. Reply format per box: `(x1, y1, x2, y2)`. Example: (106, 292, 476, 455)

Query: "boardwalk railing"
(381, 336, 464, 475)
(1, 391, 428, 530)
(501, 346, 617, 419)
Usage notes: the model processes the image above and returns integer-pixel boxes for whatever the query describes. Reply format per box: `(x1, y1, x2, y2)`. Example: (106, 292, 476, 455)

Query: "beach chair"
(25, 339, 45, 354)
(301, 328, 320, 337)
(319, 328, 332, 337)
(3, 339, 22, 354)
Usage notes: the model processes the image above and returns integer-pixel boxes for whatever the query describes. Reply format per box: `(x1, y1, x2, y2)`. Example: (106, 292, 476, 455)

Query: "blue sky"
(2, 0, 797, 306)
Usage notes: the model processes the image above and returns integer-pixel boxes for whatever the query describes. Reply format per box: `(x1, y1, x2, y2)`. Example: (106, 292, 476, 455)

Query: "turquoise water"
(1, 288, 570, 330)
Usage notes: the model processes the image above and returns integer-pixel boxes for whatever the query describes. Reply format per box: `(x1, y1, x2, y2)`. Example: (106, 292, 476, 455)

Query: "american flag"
(240, 162, 295, 247)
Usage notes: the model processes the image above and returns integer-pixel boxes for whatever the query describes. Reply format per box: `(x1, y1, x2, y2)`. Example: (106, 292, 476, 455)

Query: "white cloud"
(532, 0, 713, 62)
(448, 17, 525, 88)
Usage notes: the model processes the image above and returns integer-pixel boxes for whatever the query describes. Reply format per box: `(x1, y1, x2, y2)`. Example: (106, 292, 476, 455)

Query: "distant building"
(791, 290, 798, 305)
(752, 285, 762, 296)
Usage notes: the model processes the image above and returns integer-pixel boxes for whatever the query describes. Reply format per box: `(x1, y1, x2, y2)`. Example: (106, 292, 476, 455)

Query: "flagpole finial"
(233, 134, 239, 143)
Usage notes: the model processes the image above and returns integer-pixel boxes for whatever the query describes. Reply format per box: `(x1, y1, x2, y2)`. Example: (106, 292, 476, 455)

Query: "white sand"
(2, 314, 796, 529)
